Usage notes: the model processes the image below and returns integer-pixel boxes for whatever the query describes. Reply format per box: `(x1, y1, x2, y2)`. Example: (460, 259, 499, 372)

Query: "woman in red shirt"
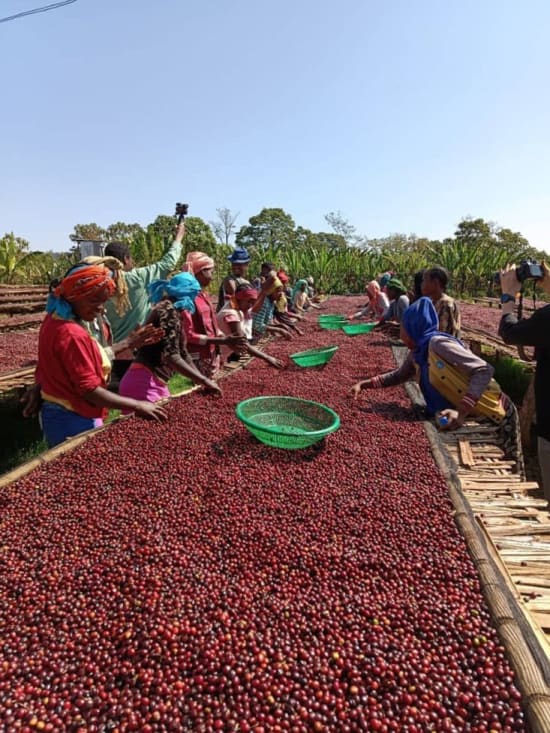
(37, 263, 166, 447)
(181, 251, 246, 378)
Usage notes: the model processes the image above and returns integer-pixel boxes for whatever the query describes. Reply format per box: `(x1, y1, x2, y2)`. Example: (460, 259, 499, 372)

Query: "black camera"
(494, 260, 544, 285)
(175, 202, 189, 222)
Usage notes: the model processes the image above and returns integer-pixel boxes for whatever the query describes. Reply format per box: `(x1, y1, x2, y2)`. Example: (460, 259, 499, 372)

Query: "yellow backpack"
(428, 349, 506, 424)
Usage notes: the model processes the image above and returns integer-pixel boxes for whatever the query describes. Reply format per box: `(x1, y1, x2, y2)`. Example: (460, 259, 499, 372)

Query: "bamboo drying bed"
(393, 345, 550, 731)
(0, 366, 36, 394)
(461, 325, 536, 363)
(0, 314, 43, 333)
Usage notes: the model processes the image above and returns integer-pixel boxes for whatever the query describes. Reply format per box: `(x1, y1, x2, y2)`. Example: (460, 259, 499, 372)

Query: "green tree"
(23, 251, 76, 284)
(316, 231, 348, 251)
(180, 217, 218, 259)
(130, 231, 152, 267)
(235, 208, 296, 255)
(0, 233, 42, 283)
(70, 223, 107, 241)
(454, 217, 493, 245)
(148, 215, 178, 245)
(106, 222, 145, 243)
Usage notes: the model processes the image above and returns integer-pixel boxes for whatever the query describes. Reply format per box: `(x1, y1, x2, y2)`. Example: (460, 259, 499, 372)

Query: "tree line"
(1, 208, 546, 298)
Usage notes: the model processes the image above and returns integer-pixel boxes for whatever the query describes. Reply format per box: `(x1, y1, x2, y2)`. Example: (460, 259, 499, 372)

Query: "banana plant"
(0, 233, 43, 283)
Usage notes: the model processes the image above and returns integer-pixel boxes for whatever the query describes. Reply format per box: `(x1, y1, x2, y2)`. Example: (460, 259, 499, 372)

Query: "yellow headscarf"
(266, 277, 283, 297)
(80, 256, 130, 316)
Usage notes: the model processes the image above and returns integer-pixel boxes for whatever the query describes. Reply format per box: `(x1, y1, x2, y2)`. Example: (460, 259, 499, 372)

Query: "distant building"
(70, 239, 106, 260)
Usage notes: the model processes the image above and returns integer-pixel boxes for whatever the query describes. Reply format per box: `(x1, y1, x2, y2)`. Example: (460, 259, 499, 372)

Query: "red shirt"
(36, 314, 107, 419)
(180, 291, 219, 360)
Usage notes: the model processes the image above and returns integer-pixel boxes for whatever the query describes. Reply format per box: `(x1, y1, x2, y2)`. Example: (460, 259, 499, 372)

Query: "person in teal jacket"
(104, 220, 185, 380)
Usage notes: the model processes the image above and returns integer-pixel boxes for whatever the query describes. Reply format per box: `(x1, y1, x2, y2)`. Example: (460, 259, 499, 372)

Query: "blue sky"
(1, 0, 550, 252)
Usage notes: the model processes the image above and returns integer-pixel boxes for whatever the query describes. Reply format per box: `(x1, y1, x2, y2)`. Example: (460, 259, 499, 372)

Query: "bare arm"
(84, 386, 168, 421)
(350, 352, 416, 398)
(168, 354, 221, 394)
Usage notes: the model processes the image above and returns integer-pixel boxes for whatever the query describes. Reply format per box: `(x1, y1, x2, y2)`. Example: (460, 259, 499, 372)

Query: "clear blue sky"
(2, 0, 550, 252)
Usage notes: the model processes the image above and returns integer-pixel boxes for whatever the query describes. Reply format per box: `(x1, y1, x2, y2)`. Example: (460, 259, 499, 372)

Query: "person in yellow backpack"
(350, 297, 506, 430)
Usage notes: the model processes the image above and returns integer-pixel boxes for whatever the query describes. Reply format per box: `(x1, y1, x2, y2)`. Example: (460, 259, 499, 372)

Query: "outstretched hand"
(128, 323, 164, 351)
(436, 409, 463, 431)
(134, 401, 168, 422)
(202, 379, 222, 396)
(350, 379, 372, 400)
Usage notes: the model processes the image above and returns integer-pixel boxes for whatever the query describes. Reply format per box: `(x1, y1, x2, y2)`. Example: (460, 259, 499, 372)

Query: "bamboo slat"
(458, 439, 476, 467)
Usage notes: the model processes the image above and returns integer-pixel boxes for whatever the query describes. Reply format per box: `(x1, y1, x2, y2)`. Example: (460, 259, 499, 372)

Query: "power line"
(0, 1, 78, 24)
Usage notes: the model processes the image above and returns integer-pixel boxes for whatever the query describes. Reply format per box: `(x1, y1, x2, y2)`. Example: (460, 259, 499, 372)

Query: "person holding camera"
(104, 218, 187, 381)
(498, 262, 550, 500)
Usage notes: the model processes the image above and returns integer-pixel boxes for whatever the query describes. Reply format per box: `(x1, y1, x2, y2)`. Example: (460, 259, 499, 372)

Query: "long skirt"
(118, 363, 170, 413)
(41, 401, 103, 448)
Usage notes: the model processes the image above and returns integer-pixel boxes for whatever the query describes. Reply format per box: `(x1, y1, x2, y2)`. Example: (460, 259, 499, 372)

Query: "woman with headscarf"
(378, 272, 393, 293)
(350, 280, 389, 321)
(291, 279, 321, 313)
(377, 277, 410, 326)
(272, 278, 305, 336)
(119, 272, 221, 407)
(252, 276, 294, 340)
(22, 256, 163, 417)
(180, 251, 247, 378)
(35, 263, 167, 447)
(350, 297, 514, 433)
(217, 284, 283, 369)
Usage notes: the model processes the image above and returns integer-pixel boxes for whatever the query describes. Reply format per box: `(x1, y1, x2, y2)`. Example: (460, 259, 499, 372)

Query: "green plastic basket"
(342, 323, 377, 335)
(319, 319, 347, 330)
(235, 396, 340, 450)
(290, 345, 338, 368)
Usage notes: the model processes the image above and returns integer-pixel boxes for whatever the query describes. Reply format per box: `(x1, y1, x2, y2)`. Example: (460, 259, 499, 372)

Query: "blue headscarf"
(148, 272, 201, 313)
(401, 297, 459, 416)
(46, 288, 76, 320)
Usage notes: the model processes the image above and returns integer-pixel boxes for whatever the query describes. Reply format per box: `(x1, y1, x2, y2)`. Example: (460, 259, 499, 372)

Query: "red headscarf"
(277, 270, 290, 284)
(182, 251, 215, 276)
(234, 287, 258, 302)
(54, 265, 115, 303)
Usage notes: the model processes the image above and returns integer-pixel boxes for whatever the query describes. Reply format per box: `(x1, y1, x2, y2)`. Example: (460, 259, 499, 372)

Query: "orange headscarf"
(54, 265, 116, 303)
(182, 251, 215, 276)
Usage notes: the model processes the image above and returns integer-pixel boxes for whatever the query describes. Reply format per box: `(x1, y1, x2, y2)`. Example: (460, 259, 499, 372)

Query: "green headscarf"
(387, 277, 407, 294)
(291, 278, 307, 301)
